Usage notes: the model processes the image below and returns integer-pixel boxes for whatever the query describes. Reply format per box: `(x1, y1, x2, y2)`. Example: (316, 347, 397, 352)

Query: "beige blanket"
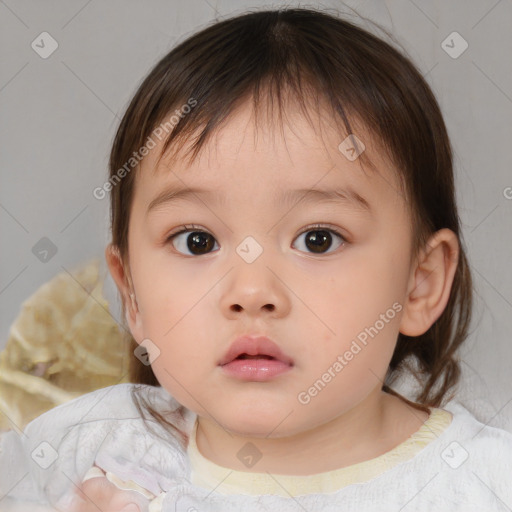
(0, 259, 130, 432)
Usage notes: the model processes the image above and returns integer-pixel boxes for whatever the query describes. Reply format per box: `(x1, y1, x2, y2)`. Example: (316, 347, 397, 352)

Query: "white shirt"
(1, 383, 511, 511)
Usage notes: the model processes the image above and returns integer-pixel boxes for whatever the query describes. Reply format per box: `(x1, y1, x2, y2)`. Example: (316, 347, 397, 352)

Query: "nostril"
(230, 304, 275, 312)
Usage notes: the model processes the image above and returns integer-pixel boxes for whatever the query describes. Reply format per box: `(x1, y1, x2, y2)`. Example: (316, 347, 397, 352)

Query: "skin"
(72, 476, 144, 512)
(106, 99, 459, 479)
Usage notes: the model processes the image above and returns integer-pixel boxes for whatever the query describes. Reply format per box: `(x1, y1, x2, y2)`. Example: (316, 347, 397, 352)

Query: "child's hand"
(71, 474, 148, 512)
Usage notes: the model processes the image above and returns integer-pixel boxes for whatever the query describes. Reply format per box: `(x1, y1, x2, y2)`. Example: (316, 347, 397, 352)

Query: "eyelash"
(165, 223, 347, 254)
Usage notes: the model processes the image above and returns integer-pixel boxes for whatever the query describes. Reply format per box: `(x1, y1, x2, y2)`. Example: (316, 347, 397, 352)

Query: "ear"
(399, 228, 459, 337)
(105, 243, 144, 342)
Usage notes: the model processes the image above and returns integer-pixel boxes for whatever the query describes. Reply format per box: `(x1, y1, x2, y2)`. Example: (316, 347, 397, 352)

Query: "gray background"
(1, 0, 511, 430)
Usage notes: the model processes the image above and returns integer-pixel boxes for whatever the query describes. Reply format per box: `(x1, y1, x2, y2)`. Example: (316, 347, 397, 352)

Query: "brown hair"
(107, 7, 473, 427)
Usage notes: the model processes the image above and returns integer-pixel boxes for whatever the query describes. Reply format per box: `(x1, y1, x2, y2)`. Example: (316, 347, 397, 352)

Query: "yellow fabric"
(187, 407, 453, 497)
(0, 259, 130, 432)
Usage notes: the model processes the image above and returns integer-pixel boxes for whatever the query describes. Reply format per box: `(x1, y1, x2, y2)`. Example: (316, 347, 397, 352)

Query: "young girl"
(1, 7, 511, 512)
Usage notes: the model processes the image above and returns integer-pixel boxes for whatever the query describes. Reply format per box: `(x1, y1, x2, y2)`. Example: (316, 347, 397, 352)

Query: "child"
(1, 6, 511, 512)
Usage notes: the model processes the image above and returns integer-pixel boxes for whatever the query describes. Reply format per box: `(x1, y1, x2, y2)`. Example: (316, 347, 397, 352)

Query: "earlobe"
(399, 228, 459, 337)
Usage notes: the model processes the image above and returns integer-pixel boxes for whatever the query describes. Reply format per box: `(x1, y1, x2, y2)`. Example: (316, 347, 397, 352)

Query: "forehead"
(135, 100, 405, 210)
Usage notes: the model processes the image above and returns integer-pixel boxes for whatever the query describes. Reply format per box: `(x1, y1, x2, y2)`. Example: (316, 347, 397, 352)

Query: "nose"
(220, 260, 291, 319)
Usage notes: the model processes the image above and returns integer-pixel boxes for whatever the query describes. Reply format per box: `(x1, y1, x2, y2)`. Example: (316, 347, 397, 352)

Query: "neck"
(194, 389, 428, 476)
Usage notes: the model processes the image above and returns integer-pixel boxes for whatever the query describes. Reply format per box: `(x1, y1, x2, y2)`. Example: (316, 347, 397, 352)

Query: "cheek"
(299, 254, 402, 361)
(150, 362, 199, 415)
(149, 342, 220, 420)
(338, 245, 408, 309)
(137, 262, 209, 331)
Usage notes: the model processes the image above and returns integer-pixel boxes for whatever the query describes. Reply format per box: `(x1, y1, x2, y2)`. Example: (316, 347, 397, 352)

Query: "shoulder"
(21, 381, 195, 469)
(442, 399, 512, 452)
(430, 400, 512, 505)
(1, 383, 195, 507)
(20, 382, 194, 449)
(23, 383, 174, 431)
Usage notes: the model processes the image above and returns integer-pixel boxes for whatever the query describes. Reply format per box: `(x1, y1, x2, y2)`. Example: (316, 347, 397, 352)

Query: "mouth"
(234, 354, 276, 360)
(218, 335, 294, 367)
(218, 335, 293, 381)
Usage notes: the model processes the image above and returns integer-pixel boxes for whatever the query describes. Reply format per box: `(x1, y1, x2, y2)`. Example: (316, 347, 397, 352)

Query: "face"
(121, 100, 416, 438)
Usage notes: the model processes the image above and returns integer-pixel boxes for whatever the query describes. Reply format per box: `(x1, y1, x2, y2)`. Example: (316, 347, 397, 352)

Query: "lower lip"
(220, 358, 292, 381)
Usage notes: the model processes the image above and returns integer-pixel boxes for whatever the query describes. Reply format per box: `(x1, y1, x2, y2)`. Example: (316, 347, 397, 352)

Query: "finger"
(109, 489, 147, 512)
(73, 476, 118, 511)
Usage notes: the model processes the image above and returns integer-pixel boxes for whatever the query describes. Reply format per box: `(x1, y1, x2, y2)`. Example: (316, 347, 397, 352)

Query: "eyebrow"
(146, 185, 372, 216)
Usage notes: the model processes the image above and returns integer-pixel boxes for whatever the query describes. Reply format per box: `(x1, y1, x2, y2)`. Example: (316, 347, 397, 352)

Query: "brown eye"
(168, 228, 218, 256)
(293, 227, 345, 254)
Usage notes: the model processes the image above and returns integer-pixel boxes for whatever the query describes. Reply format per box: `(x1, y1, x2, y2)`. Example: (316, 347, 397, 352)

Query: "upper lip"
(218, 335, 294, 366)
